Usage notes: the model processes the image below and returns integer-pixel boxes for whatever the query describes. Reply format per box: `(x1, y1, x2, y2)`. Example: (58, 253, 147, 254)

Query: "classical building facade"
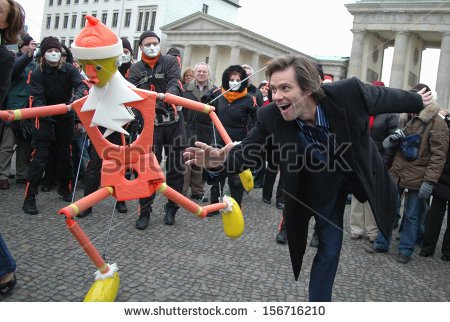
(346, 0, 450, 109)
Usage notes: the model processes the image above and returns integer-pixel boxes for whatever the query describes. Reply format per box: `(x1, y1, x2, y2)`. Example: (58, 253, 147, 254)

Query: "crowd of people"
(0, 4, 449, 301)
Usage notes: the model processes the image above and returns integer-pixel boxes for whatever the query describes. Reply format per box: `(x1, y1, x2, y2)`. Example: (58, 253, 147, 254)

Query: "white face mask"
(229, 80, 240, 91)
(143, 44, 160, 58)
(121, 52, 131, 64)
(122, 53, 131, 64)
(44, 51, 61, 63)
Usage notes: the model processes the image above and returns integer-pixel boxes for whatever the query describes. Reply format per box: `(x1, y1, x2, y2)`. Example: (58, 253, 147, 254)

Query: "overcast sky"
(17, 0, 440, 90)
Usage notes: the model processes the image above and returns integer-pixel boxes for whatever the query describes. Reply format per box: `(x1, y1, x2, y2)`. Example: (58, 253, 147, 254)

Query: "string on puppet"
(71, 132, 88, 203)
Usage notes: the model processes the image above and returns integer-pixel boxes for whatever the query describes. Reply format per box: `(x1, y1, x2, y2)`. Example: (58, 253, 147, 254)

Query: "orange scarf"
(222, 88, 248, 103)
(141, 52, 161, 69)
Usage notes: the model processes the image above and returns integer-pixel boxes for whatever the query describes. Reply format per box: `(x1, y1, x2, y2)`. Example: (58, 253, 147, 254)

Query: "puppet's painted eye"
(95, 65, 103, 71)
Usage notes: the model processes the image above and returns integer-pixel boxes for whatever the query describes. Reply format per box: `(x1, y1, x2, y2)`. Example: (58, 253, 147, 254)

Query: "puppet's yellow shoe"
(239, 169, 254, 192)
(221, 196, 244, 239)
(84, 264, 120, 302)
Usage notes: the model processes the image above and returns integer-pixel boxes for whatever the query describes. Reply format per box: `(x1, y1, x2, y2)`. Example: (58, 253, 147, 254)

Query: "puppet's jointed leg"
(156, 182, 244, 238)
(58, 187, 120, 301)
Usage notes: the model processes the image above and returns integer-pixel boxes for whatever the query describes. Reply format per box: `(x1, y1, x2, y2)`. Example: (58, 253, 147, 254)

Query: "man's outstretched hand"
(183, 142, 235, 169)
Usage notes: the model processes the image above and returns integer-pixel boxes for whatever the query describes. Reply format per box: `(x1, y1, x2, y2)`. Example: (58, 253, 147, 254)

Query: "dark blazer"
(224, 77, 423, 279)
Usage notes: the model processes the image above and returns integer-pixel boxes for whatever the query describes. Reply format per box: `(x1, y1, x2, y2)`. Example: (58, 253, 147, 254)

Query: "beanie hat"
(71, 15, 123, 60)
(221, 65, 248, 91)
(372, 80, 385, 87)
(167, 47, 180, 57)
(19, 33, 33, 49)
(120, 37, 133, 55)
(139, 31, 160, 45)
(39, 36, 62, 55)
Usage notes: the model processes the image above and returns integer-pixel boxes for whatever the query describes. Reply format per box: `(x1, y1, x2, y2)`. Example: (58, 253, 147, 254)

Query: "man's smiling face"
(269, 66, 313, 121)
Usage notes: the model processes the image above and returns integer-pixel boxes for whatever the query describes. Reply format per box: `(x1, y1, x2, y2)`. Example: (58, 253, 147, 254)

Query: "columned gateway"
(346, 0, 450, 109)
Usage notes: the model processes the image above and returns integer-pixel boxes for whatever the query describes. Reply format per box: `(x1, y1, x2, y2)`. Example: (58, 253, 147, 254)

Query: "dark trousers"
(27, 117, 73, 196)
(308, 189, 346, 301)
(83, 132, 123, 197)
(210, 174, 244, 207)
(262, 161, 284, 204)
(422, 196, 450, 256)
(139, 122, 185, 214)
(41, 141, 57, 187)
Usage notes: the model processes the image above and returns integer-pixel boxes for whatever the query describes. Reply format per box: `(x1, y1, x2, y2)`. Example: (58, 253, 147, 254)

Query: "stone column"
(208, 45, 218, 81)
(250, 52, 261, 83)
(389, 31, 410, 89)
(436, 32, 450, 109)
(182, 45, 192, 69)
(229, 46, 240, 65)
(347, 30, 366, 78)
(251, 52, 259, 70)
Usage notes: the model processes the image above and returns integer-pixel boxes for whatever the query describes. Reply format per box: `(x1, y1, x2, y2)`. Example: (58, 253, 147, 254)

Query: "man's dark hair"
(266, 54, 325, 102)
(411, 83, 431, 93)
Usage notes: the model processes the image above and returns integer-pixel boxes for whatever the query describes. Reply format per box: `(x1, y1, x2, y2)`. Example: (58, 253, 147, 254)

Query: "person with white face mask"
(128, 30, 185, 230)
(118, 37, 134, 78)
(201, 65, 257, 214)
(21, 36, 89, 215)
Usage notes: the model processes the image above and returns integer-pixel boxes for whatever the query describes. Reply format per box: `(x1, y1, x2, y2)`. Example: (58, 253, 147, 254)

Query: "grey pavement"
(0, 179, 449, 302)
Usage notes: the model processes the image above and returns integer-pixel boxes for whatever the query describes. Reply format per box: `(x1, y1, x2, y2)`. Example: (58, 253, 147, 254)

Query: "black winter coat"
(0, 44, 14, 107)
(128, 54, 181, 124)
(370, 113, 399, 168)
(224, 77, 423, 279)
(208, 89, 256, 145)
(30, 61, 88, 108)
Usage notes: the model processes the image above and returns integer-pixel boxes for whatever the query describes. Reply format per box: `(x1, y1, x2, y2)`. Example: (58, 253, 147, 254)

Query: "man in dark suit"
(183, 55, 432, 301)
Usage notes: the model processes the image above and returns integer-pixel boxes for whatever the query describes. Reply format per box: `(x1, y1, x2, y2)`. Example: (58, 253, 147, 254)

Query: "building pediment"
(161, 12, 237, 32)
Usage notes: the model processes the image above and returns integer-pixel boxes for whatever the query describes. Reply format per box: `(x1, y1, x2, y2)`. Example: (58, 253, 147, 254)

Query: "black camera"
(383, 128, 407, 149)
(389, 129, 406, 143)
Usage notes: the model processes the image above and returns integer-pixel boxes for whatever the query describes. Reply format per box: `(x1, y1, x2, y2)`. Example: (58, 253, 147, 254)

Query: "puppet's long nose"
(84, 64, 99, 85)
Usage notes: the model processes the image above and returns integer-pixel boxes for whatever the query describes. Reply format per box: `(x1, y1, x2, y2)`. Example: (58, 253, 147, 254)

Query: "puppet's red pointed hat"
(71, 15, 122, 60)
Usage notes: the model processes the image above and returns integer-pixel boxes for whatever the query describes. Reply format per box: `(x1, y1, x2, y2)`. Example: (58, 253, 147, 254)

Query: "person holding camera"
(373, 84, 449, 264)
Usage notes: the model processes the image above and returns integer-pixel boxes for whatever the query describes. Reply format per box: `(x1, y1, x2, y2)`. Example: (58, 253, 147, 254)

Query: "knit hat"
(120, 37, 133, 55)
(372, 80, 385, 87)
(19, 33, 33, 49)
(71, 15, 123, 60)
(139, 31, 160, 45)
(39, 36, 62, 55)
(167, 47, 180, 57)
